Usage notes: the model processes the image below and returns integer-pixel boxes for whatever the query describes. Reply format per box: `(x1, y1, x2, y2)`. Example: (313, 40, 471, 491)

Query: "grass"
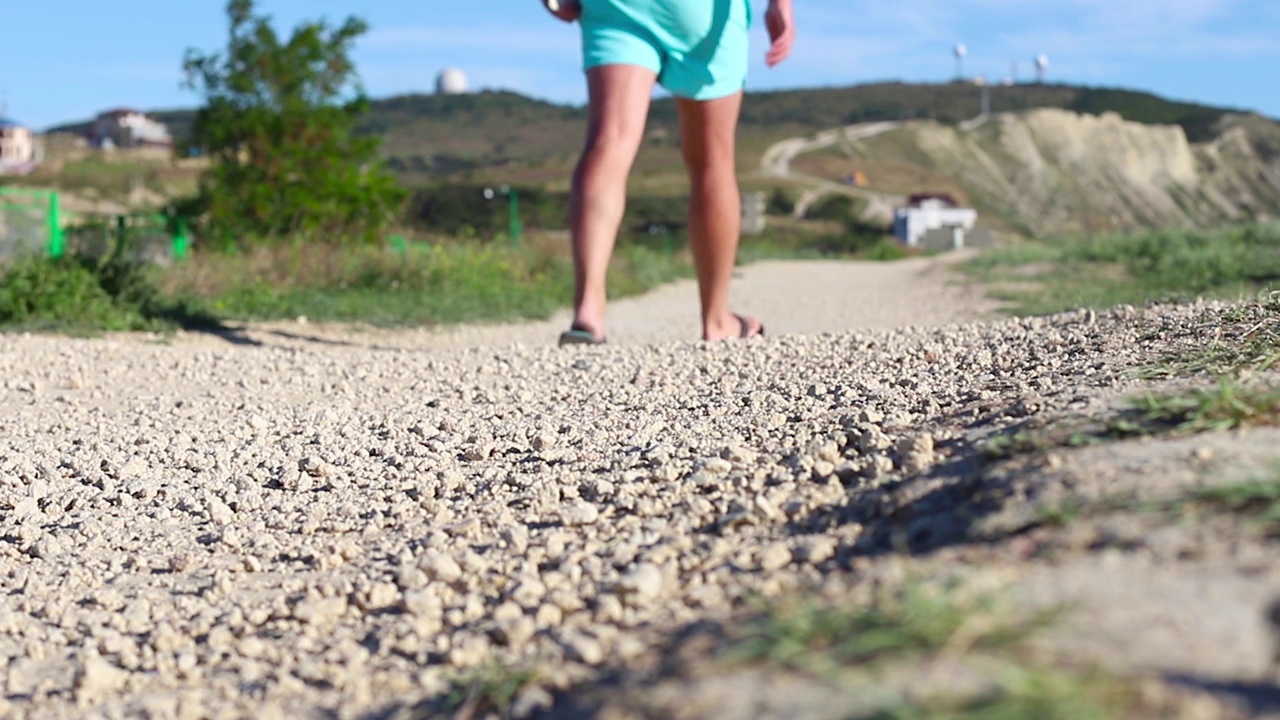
(986, 377, 1280, 461)
(441, 663, 541, 720)
(722, 582, 1157, 720)
(1116, 378, 1280, 436)
(1140, 293, 1280, 379)
(966, 223, 1280, 316)
(1191, 478, 1280, 533)
(167, 238, 688, 326)
(739, 215, 909, 264)
(0, 212, 914, 333)
(1027, 476, 1280, 538)
(0, 235, 690, 332)
(727, 582, 1054, 675)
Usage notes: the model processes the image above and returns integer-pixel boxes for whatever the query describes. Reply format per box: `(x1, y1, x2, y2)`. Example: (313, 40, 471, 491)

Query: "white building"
(893, 194, 978, 249)
(90, 108, 172, 149)
(436, 68, 469, 95)
(0, 116, 37, 175)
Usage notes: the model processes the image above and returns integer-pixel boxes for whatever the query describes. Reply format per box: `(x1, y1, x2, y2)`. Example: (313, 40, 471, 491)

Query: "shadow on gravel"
(786, 435, 1020, 559)
(162, 322, 263, 346)
(260, 328, 407, 352)
(1165, 675, 1280, 716)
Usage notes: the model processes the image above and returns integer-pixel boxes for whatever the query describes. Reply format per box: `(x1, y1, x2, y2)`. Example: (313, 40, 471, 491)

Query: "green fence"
(0, 187, 63, 259)
(0, 187, 189, 262)
(65, 213, 190, 264)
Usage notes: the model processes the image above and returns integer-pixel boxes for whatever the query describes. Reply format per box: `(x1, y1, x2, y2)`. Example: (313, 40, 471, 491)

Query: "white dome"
(436, 68, 469, 95)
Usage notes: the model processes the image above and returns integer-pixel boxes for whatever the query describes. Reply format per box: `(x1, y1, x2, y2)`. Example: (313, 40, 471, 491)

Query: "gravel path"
(2, 258, 1277, 719)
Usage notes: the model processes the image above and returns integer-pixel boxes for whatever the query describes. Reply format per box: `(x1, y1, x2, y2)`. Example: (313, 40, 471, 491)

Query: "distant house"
(0, 116, 37, 175)
(893, 193, 978, 249)
(90, 108, 172, 150)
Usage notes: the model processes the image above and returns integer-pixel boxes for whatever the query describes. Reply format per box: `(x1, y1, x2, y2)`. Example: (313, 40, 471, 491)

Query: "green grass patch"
(727, 583, 1054, 675)
(1117, 379, 1280, 436)
(1140, 294, 1280, 379)
(2, 236, 690, 332)
(722, 583, 1159, 720)
(739, 217, 908, 264)
(0, 253, 215, 333)
(1190, 478, 1280, 533)
(1026, 476, 1280, 538)
(165, 240, 687, 327)
(967, 223, 1280, 316)
(986, 377, 1280, 461)
(441, 663, 541, 719)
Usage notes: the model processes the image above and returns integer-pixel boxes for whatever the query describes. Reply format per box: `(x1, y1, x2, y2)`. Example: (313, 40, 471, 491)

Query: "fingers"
(764, 5, 794, 67)
(766, 34, 793, 67)
(766, 28, 794, 67)
(544, 0, 581, 22)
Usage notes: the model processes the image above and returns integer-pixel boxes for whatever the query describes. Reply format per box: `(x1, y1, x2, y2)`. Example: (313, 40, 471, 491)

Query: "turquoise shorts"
(580, 0, 752, 100)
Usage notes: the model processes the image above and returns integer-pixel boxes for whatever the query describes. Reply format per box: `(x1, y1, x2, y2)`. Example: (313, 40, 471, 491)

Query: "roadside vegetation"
(416, 581, 1208, 719)
(719, 584, 1151, 720)
(0, 236, 691, 331)
(1029, 474, 1280, 539)
(965, 223, 1280, 316)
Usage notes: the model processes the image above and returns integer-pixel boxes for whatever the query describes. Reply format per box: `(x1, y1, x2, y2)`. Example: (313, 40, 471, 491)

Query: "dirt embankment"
(798, 109, 1280, 238)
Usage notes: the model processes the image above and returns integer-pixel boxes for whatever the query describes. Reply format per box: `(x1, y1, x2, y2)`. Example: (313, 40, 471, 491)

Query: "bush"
(804, 195, 858, 222)
(183, 0, 405, 246)
(0, 256, 146, 331)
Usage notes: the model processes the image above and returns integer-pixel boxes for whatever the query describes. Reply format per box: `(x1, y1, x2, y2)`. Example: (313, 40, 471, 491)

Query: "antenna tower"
(953, 44, 968, 80)
(1035, 55, 1050, 84)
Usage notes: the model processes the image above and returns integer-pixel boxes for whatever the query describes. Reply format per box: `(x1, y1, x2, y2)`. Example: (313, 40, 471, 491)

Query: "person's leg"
(676, 91, 762, 340)
(569, 64, 657, 340)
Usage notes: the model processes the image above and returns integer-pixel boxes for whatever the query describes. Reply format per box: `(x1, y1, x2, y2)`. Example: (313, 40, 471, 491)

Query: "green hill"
(32, 82, 1279, 241)
(44, 82, 1256, 181)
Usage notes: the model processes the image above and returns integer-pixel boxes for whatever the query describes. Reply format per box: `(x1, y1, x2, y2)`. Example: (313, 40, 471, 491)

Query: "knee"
(685, 155, 738, 188)
(583, 121, 643, 163)
(681, 143, 735, 178)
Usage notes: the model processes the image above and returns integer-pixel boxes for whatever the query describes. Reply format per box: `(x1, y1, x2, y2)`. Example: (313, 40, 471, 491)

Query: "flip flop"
(735, 314, 766, 339)
(558, 326, 606, 347)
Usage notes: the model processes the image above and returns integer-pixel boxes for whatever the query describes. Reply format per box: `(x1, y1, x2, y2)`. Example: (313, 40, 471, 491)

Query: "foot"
(559, 323, 606, 347)
(703, 312, 765, 341)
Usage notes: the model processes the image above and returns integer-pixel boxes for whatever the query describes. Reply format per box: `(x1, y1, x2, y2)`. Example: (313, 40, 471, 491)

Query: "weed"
(1020, 475, 1280, 538)
(1120, 379, 1280, 435)
(720, 583, 1164, 720)
(1140, 293, 1280, 379)
(442, 663, 541, 720)
(1189, 478, 1280, 533)
(986, 378, 1280, 465)
(966, 223, 1280, 316)
(727, 582, 1055, 675)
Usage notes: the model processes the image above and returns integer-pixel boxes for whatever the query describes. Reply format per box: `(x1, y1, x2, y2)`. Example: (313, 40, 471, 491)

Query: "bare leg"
(676, 92, 762, 340)
(569, 65, 657, 339)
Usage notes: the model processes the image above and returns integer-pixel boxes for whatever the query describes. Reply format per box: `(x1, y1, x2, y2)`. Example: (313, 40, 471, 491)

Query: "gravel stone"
(1, 280, 1260, 719)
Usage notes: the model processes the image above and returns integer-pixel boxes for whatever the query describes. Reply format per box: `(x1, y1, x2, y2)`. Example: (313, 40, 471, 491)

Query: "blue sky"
(3, 0, 1278, 129)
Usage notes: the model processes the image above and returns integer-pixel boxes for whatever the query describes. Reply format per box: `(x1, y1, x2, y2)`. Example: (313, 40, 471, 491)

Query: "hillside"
(44, 82, 1255, 178)
(787, 109, 1280, 237)
(32, 82, 1280, 238)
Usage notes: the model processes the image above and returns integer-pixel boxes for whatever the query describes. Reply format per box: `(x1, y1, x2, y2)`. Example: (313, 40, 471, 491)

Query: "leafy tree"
(183, 0, 404, 246)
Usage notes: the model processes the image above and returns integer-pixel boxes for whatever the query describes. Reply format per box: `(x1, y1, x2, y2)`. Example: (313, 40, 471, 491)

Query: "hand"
(543, 0, 582, 22)
(765, 0, 794, 67)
